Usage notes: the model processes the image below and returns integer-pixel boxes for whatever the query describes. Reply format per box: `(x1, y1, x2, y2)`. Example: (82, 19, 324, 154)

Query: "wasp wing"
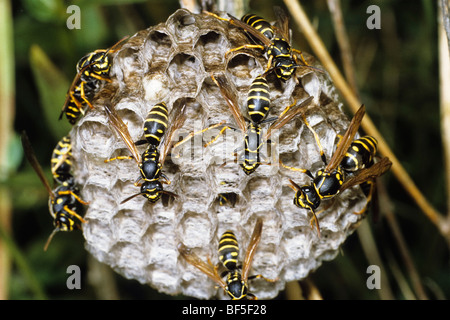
(273, 6, 291, 41)
(104, 104, 142, 164)
(211, 73, 247, 133)
(264, 96, 314, 141)
(241, 218, 263, 282)
(225, 13, 272, 47)
(340, 157, 392, 192)
(178, 243, 227, 290)
(21, 131, 55, 200)
(159, 101, 187, 166)
(326, 104, 365, 172)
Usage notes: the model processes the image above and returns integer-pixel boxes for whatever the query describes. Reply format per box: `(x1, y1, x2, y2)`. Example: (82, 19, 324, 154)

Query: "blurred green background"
(2, 0, 449, 299)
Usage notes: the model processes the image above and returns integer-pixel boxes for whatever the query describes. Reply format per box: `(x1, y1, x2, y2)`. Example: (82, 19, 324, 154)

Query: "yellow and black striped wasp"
(203, 73, 313, 175)
(104, 101, 186, 204)
(59, 36, 129, 124)
(205, 7, 314, 81)
(174, 73, 313, 175)
(50, 135, 73, 184)
(281, 105, 392, 236)
(21, 132, 88, 251)
(178, 218, 277, 300)
(340, 135, 379, 215)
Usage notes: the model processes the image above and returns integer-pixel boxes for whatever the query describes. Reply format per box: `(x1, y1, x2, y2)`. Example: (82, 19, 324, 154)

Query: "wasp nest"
(71, 9, 366, 299)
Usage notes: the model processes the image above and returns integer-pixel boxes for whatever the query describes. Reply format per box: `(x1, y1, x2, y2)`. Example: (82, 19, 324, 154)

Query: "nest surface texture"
(71, 9, 366, 299)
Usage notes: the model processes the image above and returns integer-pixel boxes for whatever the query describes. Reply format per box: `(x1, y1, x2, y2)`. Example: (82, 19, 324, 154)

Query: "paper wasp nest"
(71, 9, 366, 299)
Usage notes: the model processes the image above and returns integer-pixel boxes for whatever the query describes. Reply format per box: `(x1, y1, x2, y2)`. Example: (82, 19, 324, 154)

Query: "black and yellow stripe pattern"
(241, 14, 274, 40)
(77, 50, 112, 81)
(140, 146, 162, 182)
(267, 38, 297, 81)
(218, 230, 240, 270)
(247, 76, 270, 124)
(241, 124, 262, 175)
(341, 136, 378, 172)
(144, 102, 169, 147)
(51, 135, 73, 183)
(313, 166, 345, 200)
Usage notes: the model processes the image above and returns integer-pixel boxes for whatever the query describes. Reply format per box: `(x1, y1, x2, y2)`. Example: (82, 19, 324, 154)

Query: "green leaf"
(22, 0, 66, 23)
(29, 44, 72, 139)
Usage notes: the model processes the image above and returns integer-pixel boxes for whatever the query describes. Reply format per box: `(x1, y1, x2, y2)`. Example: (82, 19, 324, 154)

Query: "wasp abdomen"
(247, 76, 270, 124)
(341, 136, 378, 172)
(241, 14, 274, 40)
(219, 231, 240, 270)
(144, 102, 169, 146)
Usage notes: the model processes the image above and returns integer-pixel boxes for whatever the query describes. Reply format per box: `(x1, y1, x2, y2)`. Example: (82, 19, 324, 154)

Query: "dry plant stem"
(440, 0, 450, 50)
(325, 0, 426, 299)
(378, 182, 428, 300)
(439, 0, 450, 245)
(285, 281, 304, 300)
(0, 0, 14, 300)
(326, 0, 359, 98)
(179, 0, 199, 13)
(283, 0, 448, 243)
(326, 2, 392, 299)
(356, 220, 394, 300)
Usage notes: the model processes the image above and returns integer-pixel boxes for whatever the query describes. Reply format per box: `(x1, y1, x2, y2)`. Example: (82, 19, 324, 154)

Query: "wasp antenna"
(120, 192, 144, 204)
(43, 228, 59, 252)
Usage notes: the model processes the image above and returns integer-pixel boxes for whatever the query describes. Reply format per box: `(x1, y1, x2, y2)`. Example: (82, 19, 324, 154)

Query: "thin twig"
(326, 0, 426, 300)
(327, 0, 360, 98)
(356, 220, 395, 300)
(283, 0, 448, 244)
(378, 182, 429, 300)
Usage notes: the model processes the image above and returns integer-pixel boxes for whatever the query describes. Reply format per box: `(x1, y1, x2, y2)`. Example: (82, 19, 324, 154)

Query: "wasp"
(281, 105, 392, 236)
(205, 7, 313, 81)
(209, 73, 313, 175)
(50, 135, 73, 184)
(59, 36, 129, 124)
(217, 192, 238, 207)
(178, 218, 277, 300)
(340, 135, 379, 215)
(104, 101, 186, 203)
(21, 132, 88, 251)
(174, 73, 313, 174)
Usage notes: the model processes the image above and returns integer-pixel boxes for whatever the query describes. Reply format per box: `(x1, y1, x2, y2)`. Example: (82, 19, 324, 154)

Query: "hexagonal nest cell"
(70, 9, 369, 299)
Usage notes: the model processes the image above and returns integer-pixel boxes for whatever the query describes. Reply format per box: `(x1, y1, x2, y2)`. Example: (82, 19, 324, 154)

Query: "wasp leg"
(309, 208, 321, 238)
(279, 159, 314, 179)
(248, 274, 279, 283)
(225, 44, 266, 59)
(292, 48, 309, 66)
(63, 205, 87, 224)
(57, 190, 90, 205)
(172, 121, 227, 154)
(79, 82, 95, 110)
(203, 10, 230, 22)
(89, 73, 111, 82)
(204, 125, 235, 148)
(354, 181, 374, 215)
(302, 114, 327, 165)
(104, 155, 134, 163)
(160, 172, 171, 185)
